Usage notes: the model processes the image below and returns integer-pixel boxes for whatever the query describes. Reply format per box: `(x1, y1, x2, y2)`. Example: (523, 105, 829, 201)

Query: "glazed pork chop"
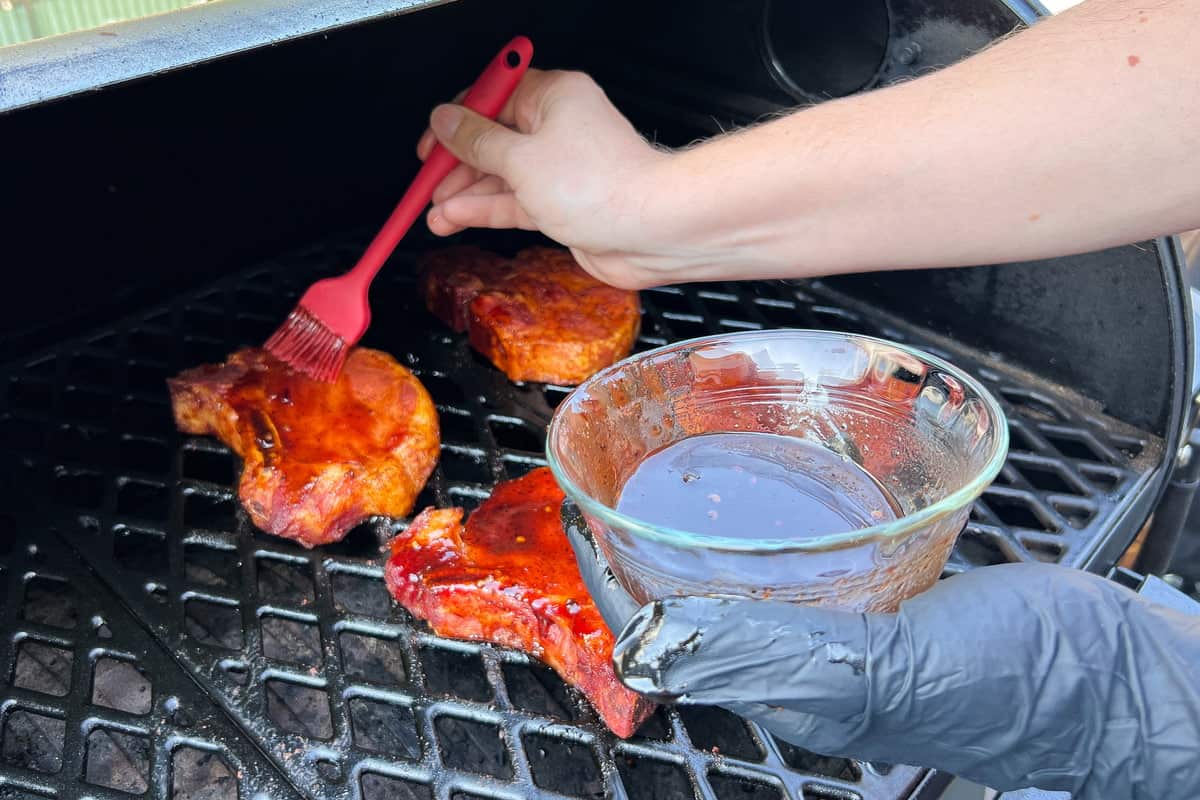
(419, 245, 641, 385)
(169, 347, 439, 547)
(385, 467, 655, 737)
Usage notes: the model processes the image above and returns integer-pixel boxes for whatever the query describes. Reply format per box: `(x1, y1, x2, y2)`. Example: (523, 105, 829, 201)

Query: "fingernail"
(430, 104, 463, 138)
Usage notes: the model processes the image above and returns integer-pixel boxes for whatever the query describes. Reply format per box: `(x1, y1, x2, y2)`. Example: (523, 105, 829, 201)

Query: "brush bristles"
(264, 307, 349, 383)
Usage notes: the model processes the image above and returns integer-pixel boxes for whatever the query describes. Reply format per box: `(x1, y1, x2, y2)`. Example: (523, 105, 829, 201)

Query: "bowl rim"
(545, 329, 1010, 553)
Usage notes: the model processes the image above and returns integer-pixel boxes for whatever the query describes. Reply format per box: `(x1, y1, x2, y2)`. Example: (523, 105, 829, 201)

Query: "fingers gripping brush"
(265, 36, 533, 382)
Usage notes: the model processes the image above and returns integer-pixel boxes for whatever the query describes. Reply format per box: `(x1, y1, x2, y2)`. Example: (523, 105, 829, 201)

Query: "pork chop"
(169, 347, 439, 547)
(384, 467, 655, 736)
(418, 245, 641, 385)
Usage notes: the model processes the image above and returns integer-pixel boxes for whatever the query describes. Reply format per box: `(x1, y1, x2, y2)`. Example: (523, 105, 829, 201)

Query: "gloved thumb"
(613, 595, 874, 724)
(429, 104, 524, 178)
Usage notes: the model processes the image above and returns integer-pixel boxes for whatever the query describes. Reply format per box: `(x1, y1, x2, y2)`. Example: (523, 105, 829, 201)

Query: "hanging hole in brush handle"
(457, 35, 533, 120)
(414, 35, 532, 182)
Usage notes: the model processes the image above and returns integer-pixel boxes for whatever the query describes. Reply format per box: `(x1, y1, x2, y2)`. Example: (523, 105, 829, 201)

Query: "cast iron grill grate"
(0, 511, 301, 798)
(0, 232, 1160, 800)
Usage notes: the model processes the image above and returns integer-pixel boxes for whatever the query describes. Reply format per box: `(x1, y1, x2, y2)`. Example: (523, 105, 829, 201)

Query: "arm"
(422, 0, 1200, 289)
(649, 0, 1200, 283)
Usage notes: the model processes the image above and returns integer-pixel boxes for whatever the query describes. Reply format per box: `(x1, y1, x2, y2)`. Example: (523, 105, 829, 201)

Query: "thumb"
(429, 104, 524, 178)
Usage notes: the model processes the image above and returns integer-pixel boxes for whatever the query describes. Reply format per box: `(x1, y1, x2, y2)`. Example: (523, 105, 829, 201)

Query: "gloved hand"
(563, 502, 1200, 799)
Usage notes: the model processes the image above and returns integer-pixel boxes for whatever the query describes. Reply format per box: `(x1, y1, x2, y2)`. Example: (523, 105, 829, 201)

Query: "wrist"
(613, 143, 781, 286)
(633, 115, 846, 284)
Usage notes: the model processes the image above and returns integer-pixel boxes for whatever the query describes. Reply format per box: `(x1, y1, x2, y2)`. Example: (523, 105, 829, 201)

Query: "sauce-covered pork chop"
(169, 347, 439, 547)
(385, 467, 655, 737)
(419, 245, 641, 385)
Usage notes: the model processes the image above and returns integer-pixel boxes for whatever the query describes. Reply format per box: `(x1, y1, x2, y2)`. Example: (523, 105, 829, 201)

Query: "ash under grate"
(0, 231, 1162, 800)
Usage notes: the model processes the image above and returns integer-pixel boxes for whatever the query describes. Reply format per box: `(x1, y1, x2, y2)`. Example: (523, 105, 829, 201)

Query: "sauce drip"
(616, 432, 899, 539)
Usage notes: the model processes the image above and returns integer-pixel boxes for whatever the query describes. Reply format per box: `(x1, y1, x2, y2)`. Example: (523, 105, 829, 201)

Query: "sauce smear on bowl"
(616, 432, 899, 540)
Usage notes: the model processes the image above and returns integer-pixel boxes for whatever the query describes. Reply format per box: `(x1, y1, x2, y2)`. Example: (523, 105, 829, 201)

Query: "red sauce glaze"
(169, 348, 439, 547)
(384, 468, 655, 737)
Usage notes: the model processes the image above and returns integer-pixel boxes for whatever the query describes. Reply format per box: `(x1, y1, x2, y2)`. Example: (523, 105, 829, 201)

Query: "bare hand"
(417, 69, 684, 290)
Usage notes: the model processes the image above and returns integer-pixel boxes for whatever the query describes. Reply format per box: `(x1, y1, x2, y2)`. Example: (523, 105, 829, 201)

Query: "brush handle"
(348, 35, 534, 285)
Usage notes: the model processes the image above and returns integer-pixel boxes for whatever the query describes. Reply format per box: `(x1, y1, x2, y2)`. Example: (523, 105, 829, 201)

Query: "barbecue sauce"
(221, 348, 419, 480)
(384, 467, 658, 737)
(616, 432, 899, 539)
(169, 347, 439, 547)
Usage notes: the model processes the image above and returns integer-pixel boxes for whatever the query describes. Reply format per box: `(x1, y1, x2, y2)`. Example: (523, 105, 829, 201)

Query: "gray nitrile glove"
(563, 502, 1200, 800)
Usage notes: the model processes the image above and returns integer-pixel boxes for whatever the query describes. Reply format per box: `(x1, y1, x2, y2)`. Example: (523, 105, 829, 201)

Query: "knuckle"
(467, 124, 503, 171)
(538, 70, 598, 110)
(558, 70, 598, 93)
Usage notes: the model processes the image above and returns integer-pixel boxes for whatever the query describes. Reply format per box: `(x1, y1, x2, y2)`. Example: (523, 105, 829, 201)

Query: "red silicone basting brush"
(265, 36, 533, 382)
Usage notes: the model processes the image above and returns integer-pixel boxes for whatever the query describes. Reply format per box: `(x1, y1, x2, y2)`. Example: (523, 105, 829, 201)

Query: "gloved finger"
(561, 499, 641, 632)
(609, 595, 935, 760)
(429, 104, 527, 180)
(433, 193, 538, 232)
(612, 595, 871, 725)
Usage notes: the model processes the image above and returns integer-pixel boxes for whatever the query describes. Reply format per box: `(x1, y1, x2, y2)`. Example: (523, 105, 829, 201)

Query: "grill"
(0, 228, 1163, 800)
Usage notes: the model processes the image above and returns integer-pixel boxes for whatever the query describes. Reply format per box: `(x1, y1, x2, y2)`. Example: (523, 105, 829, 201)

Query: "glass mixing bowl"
(546, 330, 1008, 612)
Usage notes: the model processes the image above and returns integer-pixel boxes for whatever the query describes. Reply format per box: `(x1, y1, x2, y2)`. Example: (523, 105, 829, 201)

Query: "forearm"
(652, 0, 1200, 283)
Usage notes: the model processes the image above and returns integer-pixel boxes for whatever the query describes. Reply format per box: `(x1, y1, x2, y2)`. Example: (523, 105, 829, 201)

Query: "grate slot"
(434, 715, 513, 779)
(92, 657, 153, 715)
(774, 738, 862, 782)
(616, 751, 694, 800)
(500, 661, 583, 723)
(361, 772, 433, 800)
(84, 727, 150, 794)
(185, 598, 245, 651)
(678, 705, 765, 762)
(709, 770, 785, 800)
(420, 646, 492, 702)
(22, 576, 78, 631)
(2, 708, 66, 774)
(172, 746, 238, 800)
(187, 544, 242, 591)
(266, 678, 334, 740)
(339, 630, 408, 686)
(349, 697, 421, 758)
(13, 641, 74, 698)
(524, 731, 604, 797)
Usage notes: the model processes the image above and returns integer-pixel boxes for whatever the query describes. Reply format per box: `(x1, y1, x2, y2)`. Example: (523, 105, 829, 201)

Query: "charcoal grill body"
(0, 2, 1192, 799)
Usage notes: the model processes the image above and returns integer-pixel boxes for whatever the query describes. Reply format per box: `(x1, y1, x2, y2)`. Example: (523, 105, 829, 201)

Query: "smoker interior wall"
(0, 0, 531, 357)
(0, 0, 1182, 435)
(826, 252, 1181, 434)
